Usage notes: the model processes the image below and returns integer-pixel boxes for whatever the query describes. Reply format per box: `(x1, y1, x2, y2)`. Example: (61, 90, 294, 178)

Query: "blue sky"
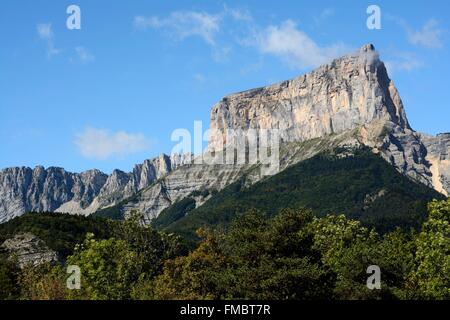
(0, 0, 449, 173)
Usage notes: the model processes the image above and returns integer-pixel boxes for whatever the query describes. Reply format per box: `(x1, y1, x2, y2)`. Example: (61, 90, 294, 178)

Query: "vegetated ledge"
(153, 148, 445, 241)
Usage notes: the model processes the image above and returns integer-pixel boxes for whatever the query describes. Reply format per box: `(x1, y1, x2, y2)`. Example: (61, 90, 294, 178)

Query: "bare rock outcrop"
(0, 154, 191, 222)
(0, 44, 448, 223)
(1, 233, 58, 268)
(208, 44, 410, 150)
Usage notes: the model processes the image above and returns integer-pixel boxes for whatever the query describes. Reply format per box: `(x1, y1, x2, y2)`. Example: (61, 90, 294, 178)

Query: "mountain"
(95, 44, 449, 223)
(0, 44, 448, 224)
(207, 43, 448, 195)
(208, 44, 410, 149)
(0, 154, 191, 223)
(153, 148, 445, 240)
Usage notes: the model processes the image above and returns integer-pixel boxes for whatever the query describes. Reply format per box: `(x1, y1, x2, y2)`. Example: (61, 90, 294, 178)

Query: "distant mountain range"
(1, 44, 449, 226)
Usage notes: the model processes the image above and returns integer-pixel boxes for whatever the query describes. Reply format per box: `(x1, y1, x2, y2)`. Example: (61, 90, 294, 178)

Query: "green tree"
(66, 212, 186, 300)
(153, 228, 228, 300)
(153, 209, 334, 300)
(309, 214, 382, 299)
(0, 253, 21, 300)
(376, 229, 416, 299)
(412, 199, 450, 299)
(66, 234, 140, 300)
(110, 211, 186, 278)
(221, 209, 332, 299)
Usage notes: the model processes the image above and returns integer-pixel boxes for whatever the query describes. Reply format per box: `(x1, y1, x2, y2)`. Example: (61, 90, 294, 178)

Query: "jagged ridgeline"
(1, 44, 449, 234)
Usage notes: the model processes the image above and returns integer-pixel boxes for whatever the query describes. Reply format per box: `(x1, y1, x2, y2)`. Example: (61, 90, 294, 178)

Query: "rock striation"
(208, 44, 410, 150)
(207, 44, 449, 196)
(121, 44, 449, 221)
(0, 44, 448, 223)
(0, 154, 191, 223)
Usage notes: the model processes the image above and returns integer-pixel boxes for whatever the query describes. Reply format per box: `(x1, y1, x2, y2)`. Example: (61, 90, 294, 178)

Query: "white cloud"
(75, 127, 150, 160)
(407, 19, 444, 49)
(134, 11, 221, 45)
(223, 6, 253, 22)
(36, 23, 61, 58)
(385, 51, 423, 74)
(253, 20, 349, 69)
(388, 15, 445, 49)
(133, 10, 349, 71)
(75, 46, 94, 63)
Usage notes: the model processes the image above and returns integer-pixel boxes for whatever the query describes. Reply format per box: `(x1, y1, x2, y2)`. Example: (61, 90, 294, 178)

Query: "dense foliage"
(0, 251, 20, 300)
(0, 213, 114, 257)
(411, 199, 450, 298)
(0, 199, 449, 300)
(155, 150, 444, 240)
(153, 197, 197, 229)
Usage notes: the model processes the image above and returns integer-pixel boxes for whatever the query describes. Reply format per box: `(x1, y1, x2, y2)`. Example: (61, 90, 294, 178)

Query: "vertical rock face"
(122, 162, 251, 222)
(90, 154, 190, 212)
(122, 46, 450, 222)
(208, 44, 410, 151)
(206, 44, 449, 197)
(0, 166, 107, 222)
(0, 154, 192, 222)
(419, 133, 450, 196)
(0, 44, 448, 223)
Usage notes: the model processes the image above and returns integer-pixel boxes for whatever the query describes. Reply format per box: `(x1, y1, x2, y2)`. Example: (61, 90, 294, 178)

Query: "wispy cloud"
(223, 6, 253, 22)
(212, 45, 232, 62)
(75, 127, 150, 160)
(407, 19, 444, 49)
(75, 46, 95, 63)
(251, 20, 349, 69)
(385, 51, 424, 74)
(37, 23, 53, 40)
(37, 23, 61, 58)
(314, 8, 335, 26)
(388, 15, 445, 49)
(134, 11, 221, 45)
(134, 9, 350, 71)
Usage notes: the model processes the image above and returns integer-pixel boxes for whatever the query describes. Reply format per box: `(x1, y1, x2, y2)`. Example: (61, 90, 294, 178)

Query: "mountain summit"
(0, 44, 449, 223)
(206, 44, 448, 196)
(209, 44, 410, 151)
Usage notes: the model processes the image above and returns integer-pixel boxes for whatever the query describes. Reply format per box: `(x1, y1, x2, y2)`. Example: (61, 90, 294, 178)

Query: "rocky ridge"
(118, 44, 449, 221)
(0, 154, 191, 223)
(0, 44, 448, 223)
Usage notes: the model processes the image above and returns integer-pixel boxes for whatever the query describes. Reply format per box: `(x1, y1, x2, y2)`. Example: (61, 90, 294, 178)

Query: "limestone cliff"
(0, 154, 190, 223)
(0, 44, 448, 223)
(119, 44, 449, 221)
(208, 44, 410, 150)
(206, 44, 449, 196)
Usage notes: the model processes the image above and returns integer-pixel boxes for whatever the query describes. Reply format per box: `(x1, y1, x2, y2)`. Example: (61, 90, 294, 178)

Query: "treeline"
(1, 199, 449, 300)
(0, 213, 114, 258)
(154, 150, 444, 240)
